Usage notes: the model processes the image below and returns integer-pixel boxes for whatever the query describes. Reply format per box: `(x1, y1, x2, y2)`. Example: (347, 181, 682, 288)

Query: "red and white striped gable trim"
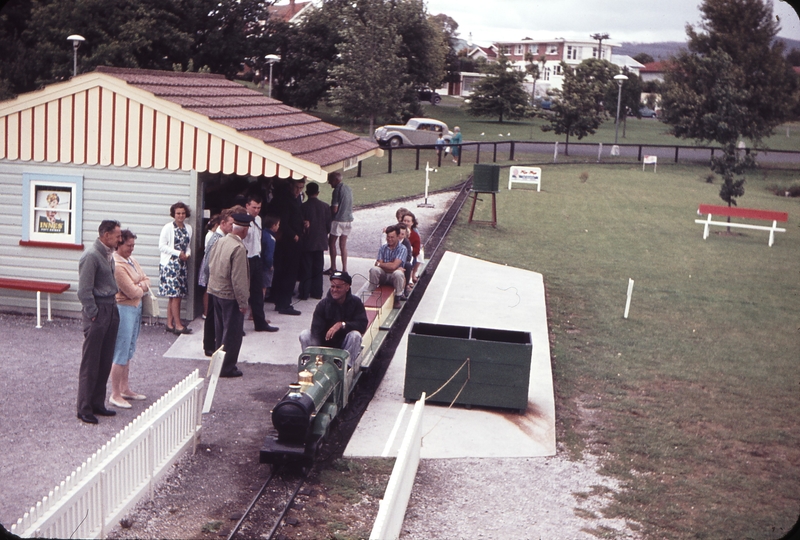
(0, 72, 321, 180)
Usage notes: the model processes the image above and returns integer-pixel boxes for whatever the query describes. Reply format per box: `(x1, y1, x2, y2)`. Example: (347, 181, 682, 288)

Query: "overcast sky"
(424, 0, 800, 45)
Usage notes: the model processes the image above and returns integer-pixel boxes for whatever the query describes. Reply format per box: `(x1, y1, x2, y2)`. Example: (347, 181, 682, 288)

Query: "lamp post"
(612, 74, 628, 154)
(265, 54, 281, 98)
(67, 35, 85, 77)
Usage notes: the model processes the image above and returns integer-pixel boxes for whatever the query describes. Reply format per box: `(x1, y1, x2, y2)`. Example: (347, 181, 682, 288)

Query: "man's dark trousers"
(203, 293, 217, 353)
(213, 296, 244, 375)
(299, 250, 324, 299)
(78, 301, 119, 416)
(272, 240, 302, 310)
(248, 255, 268, 330)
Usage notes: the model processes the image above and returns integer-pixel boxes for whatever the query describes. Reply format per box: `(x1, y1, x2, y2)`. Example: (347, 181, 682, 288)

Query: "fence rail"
(11, 370, 204, 539)
(363, 140, 800, 176)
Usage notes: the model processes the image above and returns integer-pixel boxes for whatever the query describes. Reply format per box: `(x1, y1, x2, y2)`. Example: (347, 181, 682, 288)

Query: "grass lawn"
(305, 95, 800, 152)
(444, 163, 800, 539)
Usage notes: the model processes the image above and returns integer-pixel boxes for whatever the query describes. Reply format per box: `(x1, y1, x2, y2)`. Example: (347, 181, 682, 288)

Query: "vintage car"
(374, 118, 453, 147)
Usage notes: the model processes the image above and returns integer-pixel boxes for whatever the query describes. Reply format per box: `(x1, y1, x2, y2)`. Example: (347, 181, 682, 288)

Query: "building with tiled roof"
(0, 67, 380, 318)
(640, 61, 672, 83)
(268, 0, 313, 24)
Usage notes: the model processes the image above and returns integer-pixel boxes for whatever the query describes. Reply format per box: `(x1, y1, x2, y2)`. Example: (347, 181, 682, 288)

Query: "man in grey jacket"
(77, 220, 122, 424)
(208, 213, 252, 377)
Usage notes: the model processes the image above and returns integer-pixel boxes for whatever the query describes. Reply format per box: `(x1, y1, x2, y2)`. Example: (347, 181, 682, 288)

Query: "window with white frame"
(547, 44, 558, 55)
(22, 173, 83, 246)
(566, 46, 578, 60)
(553, 64, 563, 76)
(528, 44, 538, 54)
(501, 45, 511, 55)
(543, 67, 550, 81)
(515, 44, 524, 55)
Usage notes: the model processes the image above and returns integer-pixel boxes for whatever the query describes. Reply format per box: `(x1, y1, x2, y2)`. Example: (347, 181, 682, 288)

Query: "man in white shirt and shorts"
(326, 171, 353, 275)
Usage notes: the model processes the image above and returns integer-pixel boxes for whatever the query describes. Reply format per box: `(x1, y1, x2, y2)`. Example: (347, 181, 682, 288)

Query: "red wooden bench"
(695, 204, 788, 247)
(0, 277, 71, 328)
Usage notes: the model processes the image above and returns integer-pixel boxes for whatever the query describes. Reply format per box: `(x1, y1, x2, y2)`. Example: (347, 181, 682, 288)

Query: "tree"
(542, 61, 606, 155)
(281, 0, 445, 115)
(23, 0, 193, 86)
(466, 54, 529, 122)
(661, 0, 797, 207)
(633, 52, 655, 65)
(524, 51, 545, 103)
(278, 1, 345, 109)
(392, 0, 446, 91)
(431, 13, 461, 88)
(786, 48, 800, 66)
(327, 0, 408, 134)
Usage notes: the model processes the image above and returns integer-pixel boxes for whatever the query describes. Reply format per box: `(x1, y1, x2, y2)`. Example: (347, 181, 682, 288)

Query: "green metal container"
(404, 322, 532, 412)
(472, 164, 501, 192)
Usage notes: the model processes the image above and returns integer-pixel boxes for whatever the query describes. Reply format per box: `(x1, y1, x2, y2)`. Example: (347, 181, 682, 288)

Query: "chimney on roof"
(290, 0, 295, 7)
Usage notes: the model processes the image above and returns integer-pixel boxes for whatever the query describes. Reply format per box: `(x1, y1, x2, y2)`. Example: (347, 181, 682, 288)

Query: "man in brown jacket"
(208, 213, 252, 377)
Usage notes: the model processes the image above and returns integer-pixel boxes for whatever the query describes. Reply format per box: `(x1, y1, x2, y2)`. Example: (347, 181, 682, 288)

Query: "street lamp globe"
(265, 54, 281, 99)
(67, 35, 85, 77)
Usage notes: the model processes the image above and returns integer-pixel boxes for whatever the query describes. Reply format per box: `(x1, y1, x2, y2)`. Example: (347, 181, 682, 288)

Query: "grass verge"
(444, 162, 800, 539)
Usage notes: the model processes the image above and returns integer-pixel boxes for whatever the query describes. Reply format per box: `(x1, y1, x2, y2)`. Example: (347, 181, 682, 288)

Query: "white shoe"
(109, 397, 132, 409)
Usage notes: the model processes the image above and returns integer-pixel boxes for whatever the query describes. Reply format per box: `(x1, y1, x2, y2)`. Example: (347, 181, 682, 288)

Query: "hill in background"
(618, 37, 800, 61)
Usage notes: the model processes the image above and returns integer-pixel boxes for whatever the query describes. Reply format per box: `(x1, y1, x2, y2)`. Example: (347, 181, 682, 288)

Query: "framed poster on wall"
(22, 173, 83, 246)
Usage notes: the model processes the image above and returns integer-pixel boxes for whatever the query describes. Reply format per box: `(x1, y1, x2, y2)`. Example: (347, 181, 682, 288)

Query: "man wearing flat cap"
(299, 271, 368, 371)
(207, 212, 252, 377)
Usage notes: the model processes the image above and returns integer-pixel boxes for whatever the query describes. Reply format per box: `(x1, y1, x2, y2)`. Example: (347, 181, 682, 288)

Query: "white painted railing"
(370, 394, 426, 540)
(11, 370, 204, 539)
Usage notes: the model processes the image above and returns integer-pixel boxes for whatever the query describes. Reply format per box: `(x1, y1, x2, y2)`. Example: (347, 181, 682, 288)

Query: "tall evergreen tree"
(661, 0, 797, 206)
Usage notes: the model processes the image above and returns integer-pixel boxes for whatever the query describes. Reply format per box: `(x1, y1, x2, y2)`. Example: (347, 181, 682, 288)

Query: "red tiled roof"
(268, 1, 311, 23)
(640, 61, 672, 73)
(96, 66, 377, 169)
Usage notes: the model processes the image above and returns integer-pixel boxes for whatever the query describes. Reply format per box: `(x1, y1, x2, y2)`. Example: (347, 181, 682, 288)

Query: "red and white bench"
(0, 277, 71, 328)
(695, 204, 788, 247)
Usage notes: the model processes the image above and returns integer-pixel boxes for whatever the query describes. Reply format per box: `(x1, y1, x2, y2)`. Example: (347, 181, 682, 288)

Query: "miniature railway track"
(227, 467, 307, 540)
(252, 180, 474, 540)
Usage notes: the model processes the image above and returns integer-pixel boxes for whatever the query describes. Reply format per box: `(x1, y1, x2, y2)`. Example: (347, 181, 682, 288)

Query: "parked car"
(638, 106, 657, 118)
(417, 88, 442, 105)
(374, 118, 453, 147)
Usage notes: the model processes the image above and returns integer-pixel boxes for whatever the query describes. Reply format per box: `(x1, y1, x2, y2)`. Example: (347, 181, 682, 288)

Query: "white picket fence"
(11, 370, 205, 539)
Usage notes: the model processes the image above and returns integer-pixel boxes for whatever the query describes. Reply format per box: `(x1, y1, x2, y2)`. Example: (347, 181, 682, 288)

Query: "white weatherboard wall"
(0, 160, 196, 316)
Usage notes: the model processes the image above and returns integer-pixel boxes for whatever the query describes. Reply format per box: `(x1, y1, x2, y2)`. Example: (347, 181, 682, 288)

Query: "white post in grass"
(624, 278, 634, 319)
(418, 162, 436, 208)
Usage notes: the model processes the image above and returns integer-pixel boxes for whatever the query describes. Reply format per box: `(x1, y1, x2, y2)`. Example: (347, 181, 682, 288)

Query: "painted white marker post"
(624, 278, 634, 319)
(418, 162, 436, 208)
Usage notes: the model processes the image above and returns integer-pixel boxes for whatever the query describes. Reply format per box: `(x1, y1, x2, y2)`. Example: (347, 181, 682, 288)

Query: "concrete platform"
(345, 251, 556, 459)
(163, 256, 376, 366)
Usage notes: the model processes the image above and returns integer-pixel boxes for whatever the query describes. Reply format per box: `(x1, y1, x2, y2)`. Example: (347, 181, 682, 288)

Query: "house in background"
(267, 0, 314, 24)
(0, 67, 380, 320)
(452, 37, 646, 98)
(640, 61, 671, 83)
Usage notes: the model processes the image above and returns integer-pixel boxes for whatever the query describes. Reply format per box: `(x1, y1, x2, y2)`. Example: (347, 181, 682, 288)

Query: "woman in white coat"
(159, 202, 193, 334)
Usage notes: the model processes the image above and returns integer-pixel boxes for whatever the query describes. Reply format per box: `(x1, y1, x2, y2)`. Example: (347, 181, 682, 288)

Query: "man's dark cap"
(306, 182, 319, 196)
(232, 213, 254, 226)
(330, 271, 352, 285)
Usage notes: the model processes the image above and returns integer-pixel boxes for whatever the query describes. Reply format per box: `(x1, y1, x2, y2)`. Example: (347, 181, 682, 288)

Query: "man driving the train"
(299, 271, 368, 370)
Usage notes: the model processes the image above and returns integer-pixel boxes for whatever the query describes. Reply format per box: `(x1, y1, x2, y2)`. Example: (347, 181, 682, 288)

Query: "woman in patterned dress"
(159, 202, 193, 334)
